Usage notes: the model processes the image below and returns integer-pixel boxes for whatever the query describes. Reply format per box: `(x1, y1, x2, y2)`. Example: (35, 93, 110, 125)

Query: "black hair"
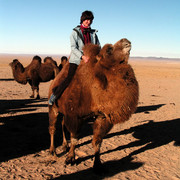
(80, 10, 94, 24)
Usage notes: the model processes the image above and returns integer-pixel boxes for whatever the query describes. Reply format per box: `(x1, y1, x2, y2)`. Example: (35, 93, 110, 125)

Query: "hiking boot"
(48, 94, 56, 105)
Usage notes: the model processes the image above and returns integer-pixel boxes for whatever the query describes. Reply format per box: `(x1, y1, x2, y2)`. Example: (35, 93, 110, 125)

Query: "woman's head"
(80, 10, 94, 26)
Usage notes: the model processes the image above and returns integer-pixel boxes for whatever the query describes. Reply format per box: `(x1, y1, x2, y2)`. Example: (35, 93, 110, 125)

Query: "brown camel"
(48, 38, 139, 172)
(58, 56, 68, 71)
(9, 56, 60, 99)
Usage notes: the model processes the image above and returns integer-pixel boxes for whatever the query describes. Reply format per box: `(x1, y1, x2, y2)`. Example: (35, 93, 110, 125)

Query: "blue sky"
(0, 0, 180, 58)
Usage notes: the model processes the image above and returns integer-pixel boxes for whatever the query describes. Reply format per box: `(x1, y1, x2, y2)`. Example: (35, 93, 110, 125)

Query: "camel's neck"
(12, 65, 27, 84)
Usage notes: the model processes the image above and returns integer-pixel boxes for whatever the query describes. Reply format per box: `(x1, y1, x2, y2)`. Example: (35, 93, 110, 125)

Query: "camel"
(48, 38, 139, 172)
(9, 56, 60, 99)
(59, 56, 68, 71)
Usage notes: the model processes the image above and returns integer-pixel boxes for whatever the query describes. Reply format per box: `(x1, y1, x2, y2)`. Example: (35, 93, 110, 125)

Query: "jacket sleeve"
(70, 31, 83, 59)
(95, 34, 100, 46)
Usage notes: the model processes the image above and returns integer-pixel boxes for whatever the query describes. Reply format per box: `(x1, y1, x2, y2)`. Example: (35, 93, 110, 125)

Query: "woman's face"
(82, 19, 92, 27)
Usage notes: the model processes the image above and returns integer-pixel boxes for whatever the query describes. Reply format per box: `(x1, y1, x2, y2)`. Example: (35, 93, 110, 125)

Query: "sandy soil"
(0, 55, 180, 179)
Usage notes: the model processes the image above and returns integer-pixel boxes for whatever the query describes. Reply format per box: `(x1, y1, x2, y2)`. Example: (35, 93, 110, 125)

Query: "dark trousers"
(53, 63, 78, 99)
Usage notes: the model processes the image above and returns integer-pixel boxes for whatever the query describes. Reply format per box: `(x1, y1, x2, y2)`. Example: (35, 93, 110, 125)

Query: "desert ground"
(0, 54, 180, 179)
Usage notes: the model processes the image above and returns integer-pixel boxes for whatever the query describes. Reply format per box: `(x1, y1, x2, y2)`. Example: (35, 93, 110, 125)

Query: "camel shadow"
(135, 104, 165, 114)
(54, 157, 143, 180)
(77, 118, 180, 163)
(106, 118, 180, 150)
(0, 112, 51, 162)
(54, 118, 179, 179)
(0, 78, 14, 81)
(75, 103, 166, 148)
(0, 98, 48, 115)
(0, 98, 53, 162)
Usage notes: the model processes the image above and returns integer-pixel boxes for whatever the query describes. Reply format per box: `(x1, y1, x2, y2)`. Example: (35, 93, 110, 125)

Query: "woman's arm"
(70, 31, 83, 60)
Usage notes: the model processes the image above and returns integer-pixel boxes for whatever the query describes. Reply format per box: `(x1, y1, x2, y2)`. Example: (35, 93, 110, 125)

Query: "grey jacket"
(69, 26, 100, 65)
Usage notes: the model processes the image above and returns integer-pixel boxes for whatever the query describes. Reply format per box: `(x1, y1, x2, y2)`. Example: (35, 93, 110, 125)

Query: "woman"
(48, 10, 100, 105)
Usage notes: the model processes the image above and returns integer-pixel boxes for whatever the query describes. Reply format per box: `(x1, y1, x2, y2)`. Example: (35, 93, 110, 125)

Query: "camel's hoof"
(36, 95, 40, 99)
(65, 155, 75, 165)
(62, 144, 69, 152)
(49, 148, 57, 156)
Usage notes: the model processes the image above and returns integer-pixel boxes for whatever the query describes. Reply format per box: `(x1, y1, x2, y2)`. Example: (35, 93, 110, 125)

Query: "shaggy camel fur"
(9, 56, 59, 99)
(48, 38, 139, 172)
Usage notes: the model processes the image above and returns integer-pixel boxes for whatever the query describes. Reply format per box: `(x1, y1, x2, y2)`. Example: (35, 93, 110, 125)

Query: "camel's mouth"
(123, 45, 131, 55)
(9, 59, 19, 67)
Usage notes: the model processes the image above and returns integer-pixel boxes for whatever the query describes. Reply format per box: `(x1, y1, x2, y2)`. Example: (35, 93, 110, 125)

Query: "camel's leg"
(30, 78, 40, 99)
(61, 118, 69, 151)
(92, 114, 113, 173)
(28, 81, 34, 98)
(49, 106, 59, 155)
(30, 86, 35, 98)
(54, 68, 59, 77)
(36, 86, 40, 99)
(65, 133, 78, 165)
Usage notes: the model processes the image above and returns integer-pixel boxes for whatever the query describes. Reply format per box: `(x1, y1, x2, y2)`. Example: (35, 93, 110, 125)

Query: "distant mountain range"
(130, 56, 180, 61)
(0, 53, 179, 61)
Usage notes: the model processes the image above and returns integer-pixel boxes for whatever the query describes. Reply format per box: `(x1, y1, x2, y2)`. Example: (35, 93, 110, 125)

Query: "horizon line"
(0, 53, 180, 60)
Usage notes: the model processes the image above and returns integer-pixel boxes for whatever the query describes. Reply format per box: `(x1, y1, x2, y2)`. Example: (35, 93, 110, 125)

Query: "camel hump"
(44, 57, 57, 66)
(83, 44, 101, 58)
(32, 55, 42, 63)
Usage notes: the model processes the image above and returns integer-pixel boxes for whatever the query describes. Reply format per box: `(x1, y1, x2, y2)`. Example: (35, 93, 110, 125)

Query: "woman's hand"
(82, 55, 89, 63)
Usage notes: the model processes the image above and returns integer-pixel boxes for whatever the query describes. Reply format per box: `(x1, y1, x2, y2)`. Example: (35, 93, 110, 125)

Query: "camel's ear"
(105, 45, 113, 56)
(13, 59, 18, 63)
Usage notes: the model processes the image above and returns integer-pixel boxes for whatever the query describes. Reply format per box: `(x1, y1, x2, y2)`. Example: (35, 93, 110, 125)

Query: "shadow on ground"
(1, 102, 179, 178)
(104, 118, 180, 156)
(0, 112, 51, 162)
(135, 104, 165, 113)
(0, 98, 54, 162)
(0, 98, 48, 115)
(54, 157, 143, 180)
(0, 103, 170, 162)
(0, 78, 14, 81)
(53, 118, 180, 179)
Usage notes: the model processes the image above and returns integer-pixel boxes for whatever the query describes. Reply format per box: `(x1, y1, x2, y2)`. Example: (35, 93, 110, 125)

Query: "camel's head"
(96, 38, 131, 69)
(113, 38, 131, 64)
(9, 59, 27, 84)
(9, 59, 25, 72)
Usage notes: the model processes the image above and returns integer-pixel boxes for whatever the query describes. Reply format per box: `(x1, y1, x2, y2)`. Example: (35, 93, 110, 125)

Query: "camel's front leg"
(92, 114, 113, 173)
(30, 86, 35, 98)
(28, 80, 34, 98)
(35, 86, 40, 99)
(49, 106, 59, 156)
(65, 133, 78, 165)
(62, 118, 69, 151)
(30, 79, 40, 99)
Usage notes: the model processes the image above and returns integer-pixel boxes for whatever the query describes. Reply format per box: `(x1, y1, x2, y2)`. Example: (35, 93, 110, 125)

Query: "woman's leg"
(48, 63, 78, 105)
